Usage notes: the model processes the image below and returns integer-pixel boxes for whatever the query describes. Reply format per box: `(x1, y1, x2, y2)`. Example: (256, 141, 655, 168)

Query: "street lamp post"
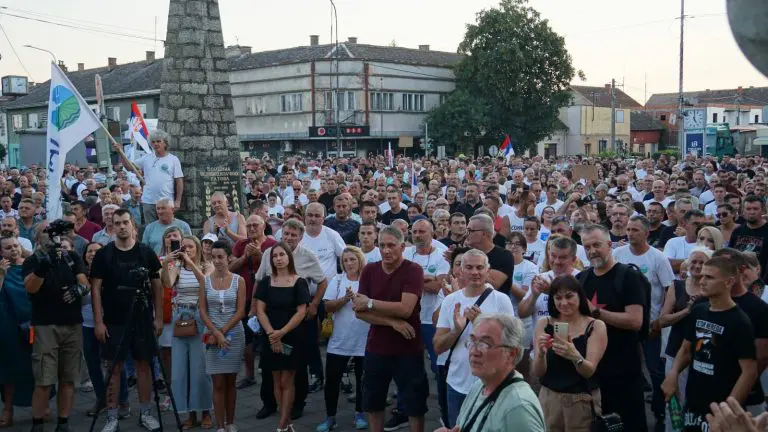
(23, 45, 57, 64)
(329, 0, 340, 156)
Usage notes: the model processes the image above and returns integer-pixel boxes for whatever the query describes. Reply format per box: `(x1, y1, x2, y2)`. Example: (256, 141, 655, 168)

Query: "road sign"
(685, 132, 704, 157)
(488, 145, 499, 156)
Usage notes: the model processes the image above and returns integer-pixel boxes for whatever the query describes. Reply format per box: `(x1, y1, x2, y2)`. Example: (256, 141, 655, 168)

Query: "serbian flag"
(500, 134, 515, 158)
(128, 101, 151, 154)
(387, 142, 394, 168)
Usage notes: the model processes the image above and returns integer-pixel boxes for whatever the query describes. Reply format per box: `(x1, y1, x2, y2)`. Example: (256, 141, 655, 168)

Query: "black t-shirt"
(579, 265, 646, 377)
(23, 250, 87, 326)
(381, 209, 409, 226)
(730, 223, 768, 281)
(648, 226, 664, 248)
(683, 304, 755, 424)
(455, 201, 482, 222)
(90, 243, 162, 326)
(609, 232, 627, 249)
(732, 292, 768, 405)
(486, 246, 515, 295)
(657, 224, 677, 249)
(318, 191, 339, 214)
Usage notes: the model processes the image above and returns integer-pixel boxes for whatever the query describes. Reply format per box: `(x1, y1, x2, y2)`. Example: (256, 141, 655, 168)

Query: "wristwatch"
(367, 299, 374, 311)
(574, 357, 585, 368)
(591, 308, 601, 319)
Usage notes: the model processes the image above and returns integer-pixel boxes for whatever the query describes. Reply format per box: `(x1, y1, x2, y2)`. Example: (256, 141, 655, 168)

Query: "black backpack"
(577, 263, 651, 340)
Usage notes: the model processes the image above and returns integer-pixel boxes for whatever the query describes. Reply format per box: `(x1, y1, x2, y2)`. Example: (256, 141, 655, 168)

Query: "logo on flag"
(128, 102, 151, 154)
(499, 134, 515, 158)
(51, 86, 81, 131)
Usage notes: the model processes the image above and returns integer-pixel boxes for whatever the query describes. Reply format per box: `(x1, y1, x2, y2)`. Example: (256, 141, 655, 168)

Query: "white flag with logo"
(46, 62, 102, 220)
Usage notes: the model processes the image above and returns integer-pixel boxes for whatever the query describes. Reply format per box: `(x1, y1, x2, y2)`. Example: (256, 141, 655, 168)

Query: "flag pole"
(102, 121, 145, 184)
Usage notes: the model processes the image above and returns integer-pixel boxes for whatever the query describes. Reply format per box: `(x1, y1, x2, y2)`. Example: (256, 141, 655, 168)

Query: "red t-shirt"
(358, 259, 424, 356)
(77, 220, 102, 242)
(233, 237, 277, 300)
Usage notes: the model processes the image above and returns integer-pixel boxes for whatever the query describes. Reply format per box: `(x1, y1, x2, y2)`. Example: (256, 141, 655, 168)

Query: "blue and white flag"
(46, 62, 102, 220)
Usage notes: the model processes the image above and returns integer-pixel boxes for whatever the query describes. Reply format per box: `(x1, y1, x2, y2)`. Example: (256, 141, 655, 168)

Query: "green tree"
(430, 0, 577, 154)
(425, 89, 490, 156)
(0, 143, 7, 164)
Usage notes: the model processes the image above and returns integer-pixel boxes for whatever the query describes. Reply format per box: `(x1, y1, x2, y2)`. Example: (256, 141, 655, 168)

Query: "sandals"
(201, 414, 213, 429)
(0, 410, 12, 428)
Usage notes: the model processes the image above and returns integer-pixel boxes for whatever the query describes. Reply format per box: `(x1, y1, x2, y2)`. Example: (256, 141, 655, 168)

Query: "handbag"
(590, 396, 623, 432)
(320, 277, 343, 339)
(174, 317, 197, 338)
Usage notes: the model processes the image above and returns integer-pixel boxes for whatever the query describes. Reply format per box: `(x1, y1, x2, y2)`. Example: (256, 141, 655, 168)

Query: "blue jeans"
(421, 323, 438, 376)
(642, 336, 665, 420)
(82, 326, 128, 404)
(171, 308, 212, 413)
(446, 384, 467, 428)
(125, 356, 162, 381)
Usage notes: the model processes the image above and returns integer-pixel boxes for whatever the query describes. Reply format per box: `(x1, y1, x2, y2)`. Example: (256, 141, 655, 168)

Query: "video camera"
(43, 219, 75, 238)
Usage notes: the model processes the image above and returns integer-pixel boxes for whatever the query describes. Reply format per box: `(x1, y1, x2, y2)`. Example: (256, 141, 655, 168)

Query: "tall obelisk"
(158, 0, 242, 229)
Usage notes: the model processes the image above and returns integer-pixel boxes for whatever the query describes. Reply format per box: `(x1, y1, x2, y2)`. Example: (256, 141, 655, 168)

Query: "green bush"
(597, 151, 617, 158)
(652, 149, 680, 160)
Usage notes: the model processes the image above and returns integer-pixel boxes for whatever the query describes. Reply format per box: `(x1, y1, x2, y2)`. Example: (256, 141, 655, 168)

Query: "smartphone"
(283, 343, 294, 355)
(554, 322, 569, 340)
(170, 240, 181, 252)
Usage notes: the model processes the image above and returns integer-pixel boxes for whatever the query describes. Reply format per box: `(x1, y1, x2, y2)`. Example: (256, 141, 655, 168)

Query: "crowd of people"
(1, 129, 768, 432)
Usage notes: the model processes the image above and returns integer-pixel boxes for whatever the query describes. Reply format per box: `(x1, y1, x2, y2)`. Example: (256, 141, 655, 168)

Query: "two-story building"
(557, 85, 643, 156)
(228, 36, 463, 159)
(644, 86, 768, 150)
(1, 53, 161, 167)
(630, 111, 665, 156)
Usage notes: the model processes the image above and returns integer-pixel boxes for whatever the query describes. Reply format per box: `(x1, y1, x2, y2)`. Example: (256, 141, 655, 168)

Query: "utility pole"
(424, 122, 429, 157)
(610, 78, 616, 151)
(677, 0, 686, 155)
(329, 0, 340, 155)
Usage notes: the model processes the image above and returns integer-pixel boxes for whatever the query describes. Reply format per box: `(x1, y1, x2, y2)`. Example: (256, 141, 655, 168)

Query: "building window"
(27, 113, 39, 129)
(713, 113, 718, 123)
(106, 106, 121, 122)
(347, 92, 355, 111)
(616, 110, 624, 123)
(11, 114, 22, 131)
(281, 93, 303, 113)
(136, 104, 147, 117)
(598, 139, 607, 153)
(245, 97, 265, 115)
(439, 93, 448, 105)
(323, 91, 355, 111)
(660, 114, 667, 121)
(639, 143, 646, 155)
(584, 143, 592, 155)
(402, 93, 425, 112)
(724, 115, 728, 123)
(371, 92, 394, 111)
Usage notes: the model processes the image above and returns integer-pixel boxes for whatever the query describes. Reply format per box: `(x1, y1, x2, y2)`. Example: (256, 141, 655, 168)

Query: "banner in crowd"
(46, 62, 102, 220)
(128, 101, 151, 154)
(685, 132, 704, 158)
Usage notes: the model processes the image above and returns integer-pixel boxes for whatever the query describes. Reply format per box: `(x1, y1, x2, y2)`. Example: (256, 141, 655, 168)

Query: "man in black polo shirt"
(381, 190, 409, 226)
(465, 214, 514, 294)
(455, 184, 483, 222)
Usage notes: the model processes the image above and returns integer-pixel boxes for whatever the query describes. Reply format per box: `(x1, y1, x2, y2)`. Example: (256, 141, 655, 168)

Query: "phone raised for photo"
(554, 322, 569, 340)
(170, 240, 181, 252)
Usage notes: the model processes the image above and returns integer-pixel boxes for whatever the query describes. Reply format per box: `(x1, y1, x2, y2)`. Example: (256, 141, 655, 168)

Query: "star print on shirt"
(591, 291, 606, 309)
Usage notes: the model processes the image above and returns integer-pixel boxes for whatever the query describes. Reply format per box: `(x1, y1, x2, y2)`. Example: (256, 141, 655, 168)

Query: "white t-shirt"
(511, 259, 538, 346)
(704, 201, 720, 219)
(498, 204, 514, 221)
(136, 153, 184, 204)
(404, 245, 451, 323)
(323, 274, 370, 357)
(699, 190, 714, 206)
(534, 200, 563, 217)
(505, 212, 525, 232)
(268, 204, 285, 217)
(301, 226, 345, 283)
(663, 236, 697, 263)
(437, 287, 515, 394)
(523, 238, 546, 266)
(363, 247, 382, 264)
(18, 236, 32, 253)
(522, 269, 580, 327)
(612, 245, 675, 321)
(539, 226, 551, 242)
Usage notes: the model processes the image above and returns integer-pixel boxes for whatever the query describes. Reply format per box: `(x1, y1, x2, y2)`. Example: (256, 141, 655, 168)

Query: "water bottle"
(668, 395, 684, 431)
(217, 333, 233, 359)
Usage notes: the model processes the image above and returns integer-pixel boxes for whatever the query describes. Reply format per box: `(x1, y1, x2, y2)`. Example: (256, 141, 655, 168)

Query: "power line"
(0, 5, 154, 34)
(373, 63, 448, 79)
(0, 22, 34, 80)
(0, 11, 163, 43)
(565, 12, 725, 37)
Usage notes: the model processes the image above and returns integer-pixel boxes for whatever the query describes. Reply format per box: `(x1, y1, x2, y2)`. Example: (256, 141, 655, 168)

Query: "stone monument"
(158, 0, 242, 229)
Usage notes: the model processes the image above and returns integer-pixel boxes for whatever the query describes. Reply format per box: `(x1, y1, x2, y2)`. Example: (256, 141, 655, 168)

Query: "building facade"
(228, 36, 462, 159)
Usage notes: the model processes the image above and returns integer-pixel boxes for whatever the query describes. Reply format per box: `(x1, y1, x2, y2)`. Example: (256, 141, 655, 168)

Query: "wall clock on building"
(684, 109, 705, 130)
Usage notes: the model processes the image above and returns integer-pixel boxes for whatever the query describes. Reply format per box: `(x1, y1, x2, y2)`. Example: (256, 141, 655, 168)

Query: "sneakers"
(81, 380, 94, 392)
(383, 413, 408, 431)
(340, 374, 353, 394)
(355, 412, 368, 430)
(118, 403, 131, 420)
(100, 418, 120, 432)
(226, 425, 239, 432)
(159, 395, 172, 412)
(316, 417, 337, 432)
(86, 400, 106, 417)
(140, 412, 161, 432)
(308, 375, 324, 393)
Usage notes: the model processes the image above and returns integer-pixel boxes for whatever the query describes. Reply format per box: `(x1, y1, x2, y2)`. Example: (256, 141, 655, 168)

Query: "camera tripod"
(89, 273, 183, 432)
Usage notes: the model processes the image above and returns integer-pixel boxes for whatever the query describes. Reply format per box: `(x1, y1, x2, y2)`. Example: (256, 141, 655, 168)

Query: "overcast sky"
(1, 0, 766, 104)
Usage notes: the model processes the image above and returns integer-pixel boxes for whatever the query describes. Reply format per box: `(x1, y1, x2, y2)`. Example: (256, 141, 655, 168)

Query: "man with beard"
(578, 223, 648, 432)
(456, 184, 482, 222)
(729, 195, 768, 281)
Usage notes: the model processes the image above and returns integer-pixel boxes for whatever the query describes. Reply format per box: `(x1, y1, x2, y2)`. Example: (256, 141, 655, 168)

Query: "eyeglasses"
(506, 242, 523, 247)
(464, 339, 513, 353)
(716, 213, 729, 218)
(466, 228, 484, 234)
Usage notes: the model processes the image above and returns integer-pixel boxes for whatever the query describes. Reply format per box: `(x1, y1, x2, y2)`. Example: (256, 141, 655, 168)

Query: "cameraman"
(23, 220, 89, 432)
(91, 209, 163, 432)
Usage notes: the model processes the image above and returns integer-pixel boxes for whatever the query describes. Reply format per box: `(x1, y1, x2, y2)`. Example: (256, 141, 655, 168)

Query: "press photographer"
(90, 209, 164, 432)
(23, 219, 89, 432)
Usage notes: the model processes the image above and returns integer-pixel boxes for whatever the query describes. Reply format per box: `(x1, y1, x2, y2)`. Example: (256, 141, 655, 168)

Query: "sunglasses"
(716, 213, 730, 218)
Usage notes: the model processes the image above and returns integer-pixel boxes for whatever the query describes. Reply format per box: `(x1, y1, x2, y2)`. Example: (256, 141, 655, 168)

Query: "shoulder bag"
(320, 277, 342, 339)
(441, 288, 493, 385)
(460, 372, 524, 432)
(172, 270, 197, 338)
